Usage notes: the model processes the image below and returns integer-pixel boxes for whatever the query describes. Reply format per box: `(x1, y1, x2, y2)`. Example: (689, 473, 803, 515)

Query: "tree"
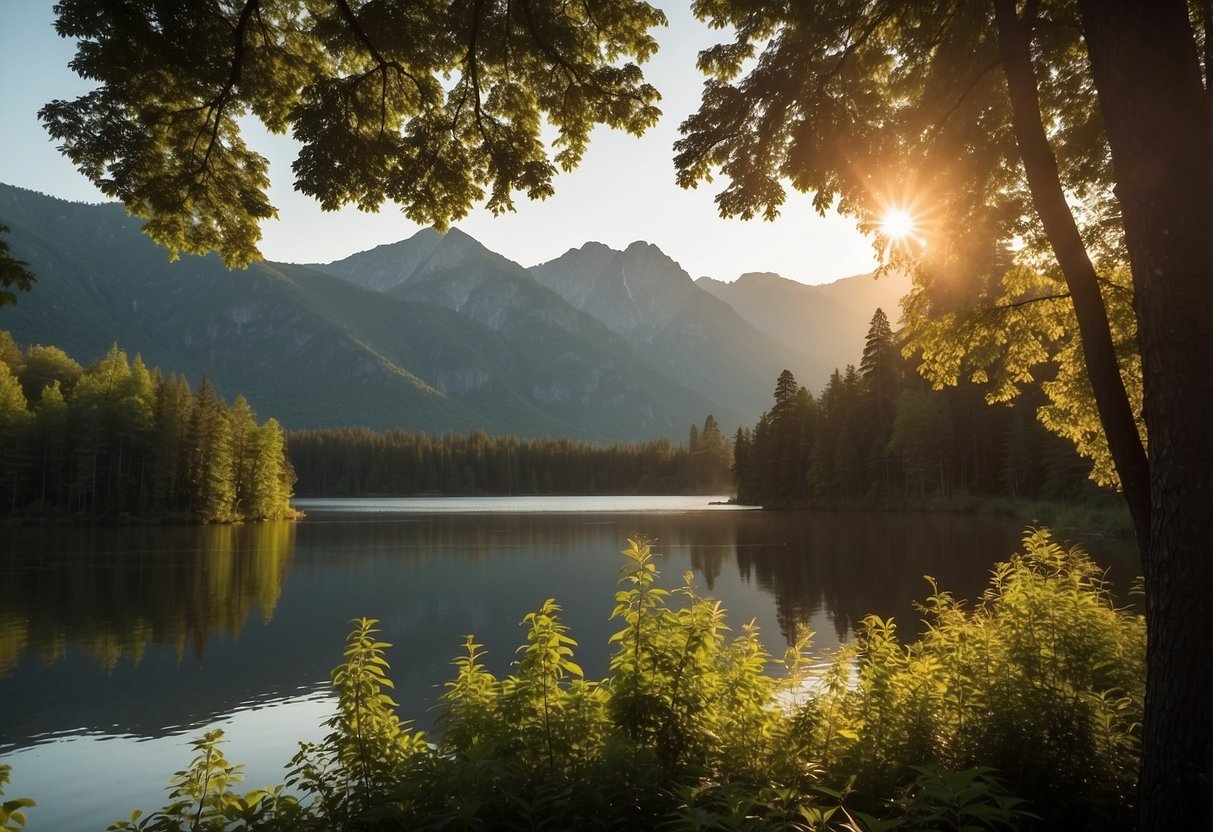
(675, 2, 1210, 826)
(41, 0, 666, 267)
(246, 418, 293, 519)
(18, 345, 84, 404)
(887, 388, 953, 499)
(187, 377, 236, 522)
(33, 381, 70, 507)
(858, 308, 902, 486)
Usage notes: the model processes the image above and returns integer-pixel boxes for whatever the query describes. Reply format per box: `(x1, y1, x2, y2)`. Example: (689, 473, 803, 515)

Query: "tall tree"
(676, 2, 1211, 825)
(187, 377, 235, 522)
(858, 308, 902, 486)
(247, 418, 292, 519)
(33, 381, 70, 507)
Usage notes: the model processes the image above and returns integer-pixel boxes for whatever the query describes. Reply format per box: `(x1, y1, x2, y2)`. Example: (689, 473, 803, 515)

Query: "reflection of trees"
(292, 511, 744, 575)
(734, 513, 1018, 645)
(0, 522, 294, 675)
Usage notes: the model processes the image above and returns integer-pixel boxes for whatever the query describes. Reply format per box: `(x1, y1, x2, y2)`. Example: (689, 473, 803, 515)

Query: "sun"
(880, 208, 916, 241)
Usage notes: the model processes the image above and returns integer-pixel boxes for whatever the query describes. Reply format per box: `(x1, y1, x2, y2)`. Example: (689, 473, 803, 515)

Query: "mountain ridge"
(1, 183, 911, 439)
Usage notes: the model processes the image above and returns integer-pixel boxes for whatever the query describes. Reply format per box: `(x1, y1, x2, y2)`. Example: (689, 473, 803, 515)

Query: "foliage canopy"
(42, 0, 667, 267)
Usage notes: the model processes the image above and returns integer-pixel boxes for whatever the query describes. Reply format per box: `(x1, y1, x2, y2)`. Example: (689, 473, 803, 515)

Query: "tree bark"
(1077, 1, 1213, 829)
(991, 0, 1151, 544)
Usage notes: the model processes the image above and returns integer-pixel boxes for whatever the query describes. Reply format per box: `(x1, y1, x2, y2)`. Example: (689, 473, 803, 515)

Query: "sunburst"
(880, 208, 917, 241)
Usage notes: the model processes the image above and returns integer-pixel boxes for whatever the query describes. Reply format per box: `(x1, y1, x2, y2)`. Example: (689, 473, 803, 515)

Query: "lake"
(0, 497, 1139, 831)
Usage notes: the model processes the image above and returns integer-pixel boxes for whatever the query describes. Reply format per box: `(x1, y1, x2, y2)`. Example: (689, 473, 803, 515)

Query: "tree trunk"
(992, 0, 1151, 543)
(1078, 1, 1213, 828)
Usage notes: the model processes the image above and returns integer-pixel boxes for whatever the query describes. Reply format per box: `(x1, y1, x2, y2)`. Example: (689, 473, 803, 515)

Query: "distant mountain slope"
(696, 269, 912, 386)
(530, 241, 820, 413)
(310, 228, 743, 434)
(0, 185, 722, 440)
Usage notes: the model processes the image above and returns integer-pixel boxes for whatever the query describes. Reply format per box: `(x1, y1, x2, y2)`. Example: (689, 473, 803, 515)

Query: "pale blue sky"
(0, 3, 878, 284)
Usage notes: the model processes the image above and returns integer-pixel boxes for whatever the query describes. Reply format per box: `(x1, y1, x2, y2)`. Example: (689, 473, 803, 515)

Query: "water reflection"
(734, 512, 1031, 643)
(0, 507, 1138, 757)
(0, 523, 295, 676)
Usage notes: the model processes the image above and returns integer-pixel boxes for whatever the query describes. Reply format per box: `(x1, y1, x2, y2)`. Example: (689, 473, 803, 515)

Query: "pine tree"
(859, 308, 902, 489)
(227, 395, 258, 516)
(247, 419, 292, 520)
(151, 374, 193, 511)
(187, 378, 235, 522)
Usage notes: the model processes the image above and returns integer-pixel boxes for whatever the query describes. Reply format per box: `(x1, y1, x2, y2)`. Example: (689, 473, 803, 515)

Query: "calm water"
(0, 497, 1138, 831)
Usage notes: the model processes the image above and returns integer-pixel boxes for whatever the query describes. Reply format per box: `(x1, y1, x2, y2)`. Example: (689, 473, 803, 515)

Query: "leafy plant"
(893, 765, 1033, 831)
(286, 617, 427, 827)
(106, 730, 301, 832)
(0, 765, 34, 832)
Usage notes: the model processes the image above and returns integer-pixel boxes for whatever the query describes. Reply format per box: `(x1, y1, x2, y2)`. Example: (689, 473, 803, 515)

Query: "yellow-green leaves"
(903, 265, 1143, 488)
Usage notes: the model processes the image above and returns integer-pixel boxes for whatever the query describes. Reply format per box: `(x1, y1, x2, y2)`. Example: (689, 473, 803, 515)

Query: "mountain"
(0, 183, 909, 439)
(309, 227, 747, 433)
(0, 184, 723, 441)
(696, 269, 913, 385)
(529, 241, 819, 416)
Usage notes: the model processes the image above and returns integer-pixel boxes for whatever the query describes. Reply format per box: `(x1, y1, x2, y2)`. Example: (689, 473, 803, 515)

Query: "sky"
(0, 3, 879, 284)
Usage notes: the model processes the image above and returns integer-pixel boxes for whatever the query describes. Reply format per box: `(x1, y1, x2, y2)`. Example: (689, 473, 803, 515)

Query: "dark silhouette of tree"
(858, 308, 902, 489)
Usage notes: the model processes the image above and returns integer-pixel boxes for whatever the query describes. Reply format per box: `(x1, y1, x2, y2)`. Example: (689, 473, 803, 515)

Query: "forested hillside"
(0, 332, 294, 522)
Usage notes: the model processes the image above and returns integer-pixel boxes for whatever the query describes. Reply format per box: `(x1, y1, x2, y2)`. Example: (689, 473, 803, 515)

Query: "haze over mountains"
(0, 184, 909, 441)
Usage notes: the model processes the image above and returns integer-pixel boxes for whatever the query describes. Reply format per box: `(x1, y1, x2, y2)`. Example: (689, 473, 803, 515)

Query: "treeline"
(0, 332, 295, 522)
(735, 308, 1105, 507)
(288, 415, 732, 497)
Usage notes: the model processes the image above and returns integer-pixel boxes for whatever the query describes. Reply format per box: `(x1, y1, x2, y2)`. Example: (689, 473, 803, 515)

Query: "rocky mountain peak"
(308, 226, 485, 293)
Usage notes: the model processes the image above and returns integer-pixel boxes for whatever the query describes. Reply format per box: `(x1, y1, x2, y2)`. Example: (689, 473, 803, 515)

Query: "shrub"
(100, 529, 1141, 830)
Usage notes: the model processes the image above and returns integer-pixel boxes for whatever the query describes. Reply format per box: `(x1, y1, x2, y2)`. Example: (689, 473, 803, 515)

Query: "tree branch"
(332, 0, 430, 112)
(466, 0, 499, 152)
(190, 0, 259, 174)
(517, 0, 648, 106)
(995, 291, 1071, 310)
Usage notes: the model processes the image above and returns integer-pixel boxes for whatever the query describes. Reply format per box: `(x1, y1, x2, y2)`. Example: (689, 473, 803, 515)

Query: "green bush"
(92, 529, 1140, 830)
